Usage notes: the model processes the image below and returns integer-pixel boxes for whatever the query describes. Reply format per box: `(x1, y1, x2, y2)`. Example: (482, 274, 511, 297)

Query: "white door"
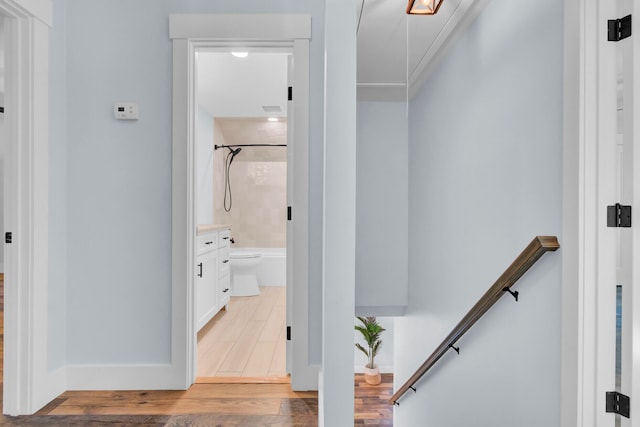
(611, 0, 640, 424)
(286, 54, 293, 375)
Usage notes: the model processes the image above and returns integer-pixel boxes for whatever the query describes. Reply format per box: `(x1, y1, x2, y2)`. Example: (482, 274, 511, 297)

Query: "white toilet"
(230, 250, 262, 296)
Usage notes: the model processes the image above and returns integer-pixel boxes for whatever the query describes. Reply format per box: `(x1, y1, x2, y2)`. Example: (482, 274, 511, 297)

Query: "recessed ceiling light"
(267, 117, 278, 122)
(231, 52, 249, 58)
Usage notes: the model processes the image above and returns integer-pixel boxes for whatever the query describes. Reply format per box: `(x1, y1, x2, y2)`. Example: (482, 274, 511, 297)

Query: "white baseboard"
(29, 366, 66, 414)
(66, 364, 187, 390)
(354, 365, 393, 374)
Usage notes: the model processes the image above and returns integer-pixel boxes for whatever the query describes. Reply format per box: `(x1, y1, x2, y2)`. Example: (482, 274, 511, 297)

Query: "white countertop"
(196, 224, 232, 235)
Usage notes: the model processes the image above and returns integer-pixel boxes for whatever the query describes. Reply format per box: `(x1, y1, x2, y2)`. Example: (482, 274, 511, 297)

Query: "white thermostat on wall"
(114, 102, 139, 120)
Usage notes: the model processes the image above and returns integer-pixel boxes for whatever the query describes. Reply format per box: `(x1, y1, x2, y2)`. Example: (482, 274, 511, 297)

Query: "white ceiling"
(197, 51, 289, 119)
(357, 0, 476, 100)
(196, 0, 481, 112)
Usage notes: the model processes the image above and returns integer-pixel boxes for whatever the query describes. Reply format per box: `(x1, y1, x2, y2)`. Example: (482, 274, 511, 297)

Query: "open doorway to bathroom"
(194, 49, 290, 380)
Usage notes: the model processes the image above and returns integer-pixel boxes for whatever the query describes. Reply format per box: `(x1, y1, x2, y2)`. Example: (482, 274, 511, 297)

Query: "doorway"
(169, 14, 317, 390)
(194, 49, 290, 379)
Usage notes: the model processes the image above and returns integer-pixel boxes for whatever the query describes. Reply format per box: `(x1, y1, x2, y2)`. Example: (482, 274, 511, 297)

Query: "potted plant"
(355, 316, 385, 385)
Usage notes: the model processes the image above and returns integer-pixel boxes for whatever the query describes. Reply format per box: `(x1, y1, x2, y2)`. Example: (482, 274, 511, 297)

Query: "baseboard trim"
(66, 364, 186, 390)
(30, 366, 67, 414)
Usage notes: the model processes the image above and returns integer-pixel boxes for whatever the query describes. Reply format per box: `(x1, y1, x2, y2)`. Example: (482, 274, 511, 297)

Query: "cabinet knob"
(205, 241, 214, 245)
(223, 288, 229, 293)
(223, 236, 230, 240)
(223, 259, 229, 264)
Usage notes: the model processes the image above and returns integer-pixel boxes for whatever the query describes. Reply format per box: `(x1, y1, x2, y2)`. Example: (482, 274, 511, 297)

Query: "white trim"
(320, 0, 357, 424)
(169, 14, 317, 392)
(8, 0, 50, 25)
(561, 0, 620, 425)
(169, 14, 311, 41)
(0, 0, 60, 416)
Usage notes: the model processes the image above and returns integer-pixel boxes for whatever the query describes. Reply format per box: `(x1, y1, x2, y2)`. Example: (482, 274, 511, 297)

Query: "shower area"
(213, 118, 288, 285)
(194, 50, 290, 379)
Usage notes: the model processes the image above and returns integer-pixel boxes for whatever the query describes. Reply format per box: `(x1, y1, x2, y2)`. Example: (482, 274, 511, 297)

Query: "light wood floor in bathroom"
(197, 286, 288, 379)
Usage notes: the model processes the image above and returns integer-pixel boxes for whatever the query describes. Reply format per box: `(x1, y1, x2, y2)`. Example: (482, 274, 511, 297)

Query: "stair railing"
(389, 235, 560, 406)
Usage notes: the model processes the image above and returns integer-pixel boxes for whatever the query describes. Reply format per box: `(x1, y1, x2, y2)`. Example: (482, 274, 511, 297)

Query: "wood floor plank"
(258, 306, 285, 342)
(197, 340, 234, 377)
(268, 328, 287, 377)
(49, 398, 283, 416)
(217, 320, 265, 374)
(242, 340, 278, 377)
(0, 278, 393, 426)
(195, 376, 291, 384)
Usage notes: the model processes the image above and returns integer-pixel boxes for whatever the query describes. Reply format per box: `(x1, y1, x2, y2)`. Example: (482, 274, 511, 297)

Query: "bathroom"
(195, 50, 289, 379)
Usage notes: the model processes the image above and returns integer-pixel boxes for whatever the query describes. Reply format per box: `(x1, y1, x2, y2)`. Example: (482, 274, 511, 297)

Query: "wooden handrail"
(388, 236, 560, 405)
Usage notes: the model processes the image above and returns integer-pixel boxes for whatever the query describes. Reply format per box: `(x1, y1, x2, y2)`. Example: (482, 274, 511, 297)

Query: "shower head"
(227, 146, 242, 165)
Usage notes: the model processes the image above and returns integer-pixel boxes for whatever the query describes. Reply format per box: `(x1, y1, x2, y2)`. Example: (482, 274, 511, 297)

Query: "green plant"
(354, 316, 385, 369)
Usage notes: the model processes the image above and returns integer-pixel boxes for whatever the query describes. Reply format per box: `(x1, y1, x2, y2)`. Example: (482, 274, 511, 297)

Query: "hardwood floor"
(197, 287, 287, 378)
(0, 275, 394, 426)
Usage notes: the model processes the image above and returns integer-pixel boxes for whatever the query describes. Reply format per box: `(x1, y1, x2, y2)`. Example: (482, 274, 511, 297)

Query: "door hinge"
(288, 86, 293, 101)
(287, 326, 291, 341)
(606, 391, 630, 418)
(5, 232, 11, 244)
(607, 204, 632, 227)
(287, 206, 292, 221)
(608, 14, 632, 41)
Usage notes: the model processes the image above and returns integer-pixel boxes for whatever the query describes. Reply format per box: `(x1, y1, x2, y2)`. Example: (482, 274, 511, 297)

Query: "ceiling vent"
(262, 105, 282, 113)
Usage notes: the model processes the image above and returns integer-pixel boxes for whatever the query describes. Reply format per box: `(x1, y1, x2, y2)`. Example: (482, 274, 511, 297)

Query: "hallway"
(0, 275, 393, 426)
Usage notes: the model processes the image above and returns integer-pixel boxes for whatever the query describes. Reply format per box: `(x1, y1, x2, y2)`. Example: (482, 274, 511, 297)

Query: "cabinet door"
(196, 250, 218, 330)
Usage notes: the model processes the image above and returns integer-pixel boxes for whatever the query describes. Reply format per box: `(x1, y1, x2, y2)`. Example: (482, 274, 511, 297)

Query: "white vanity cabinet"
(196, 226, 232, 331)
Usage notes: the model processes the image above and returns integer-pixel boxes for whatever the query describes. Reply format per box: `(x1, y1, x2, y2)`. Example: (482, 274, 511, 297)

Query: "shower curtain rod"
(214, 143, 286, 150)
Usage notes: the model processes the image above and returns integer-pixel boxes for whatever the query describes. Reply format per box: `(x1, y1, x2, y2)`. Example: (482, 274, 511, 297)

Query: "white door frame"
(169, 14, 318, 390)
(562, 0, 640, 425)
(0, 0, 64, 416)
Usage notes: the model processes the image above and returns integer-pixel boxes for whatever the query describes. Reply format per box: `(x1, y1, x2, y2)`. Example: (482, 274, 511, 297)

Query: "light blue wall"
(395, 0, 563, 424)
(48, 0, 68, 372)
(356, 101, 407, 314)
(59, 0, 325, 364)
(196, 106, 214, 225)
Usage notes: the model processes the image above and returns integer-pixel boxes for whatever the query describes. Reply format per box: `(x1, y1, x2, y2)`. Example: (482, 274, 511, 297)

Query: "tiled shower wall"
(213, 123, 287, 248)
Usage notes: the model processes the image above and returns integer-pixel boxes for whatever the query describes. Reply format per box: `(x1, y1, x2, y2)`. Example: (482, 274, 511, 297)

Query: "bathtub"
(240, 248, 286, 286)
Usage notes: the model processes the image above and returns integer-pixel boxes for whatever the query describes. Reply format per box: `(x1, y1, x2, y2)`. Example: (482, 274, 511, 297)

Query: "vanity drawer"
(219, 274, 231, 307)
(218, 229, 231, 248)
(219, 251, 230, 278)
(197, 232, 217, 255)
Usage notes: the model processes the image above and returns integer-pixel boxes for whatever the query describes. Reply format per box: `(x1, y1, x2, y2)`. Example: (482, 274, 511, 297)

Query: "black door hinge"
(5, 232, 11, 244)
(287, 326, 291, 341)
(288, 86, 293, 101)
(607, 204, 632, 227)
(287, 206, 292, 221)
(609, 15, 632, 41)
(606, 391, 630, 418)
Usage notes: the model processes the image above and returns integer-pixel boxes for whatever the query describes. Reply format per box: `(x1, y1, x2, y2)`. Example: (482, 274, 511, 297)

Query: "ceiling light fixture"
(267, 117, 278, 122)
(407, 0, 443, 15)
(231, 52, 249, 58)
